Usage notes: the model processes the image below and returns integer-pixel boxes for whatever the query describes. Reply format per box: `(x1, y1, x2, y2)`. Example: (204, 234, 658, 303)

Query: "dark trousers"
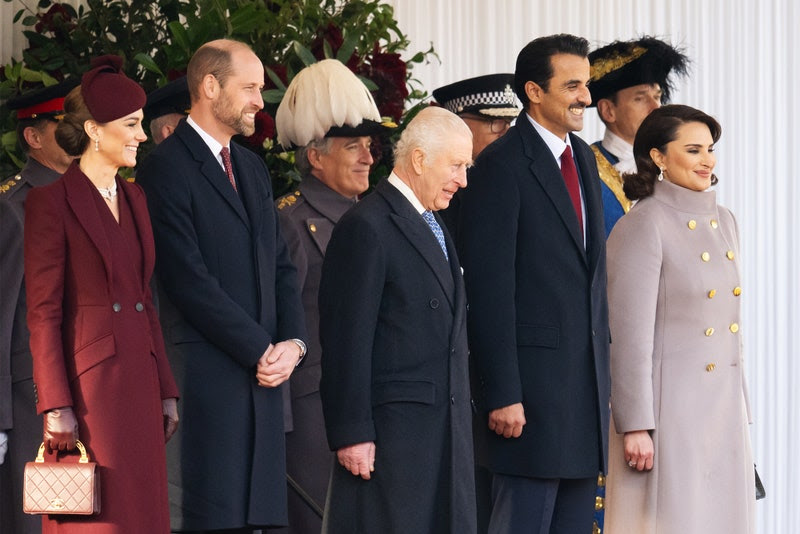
(488, 473, 597, 534)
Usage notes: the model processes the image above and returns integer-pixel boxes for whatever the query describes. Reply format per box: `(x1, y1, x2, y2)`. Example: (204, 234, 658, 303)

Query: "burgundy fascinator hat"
(81, 55, 146, 122)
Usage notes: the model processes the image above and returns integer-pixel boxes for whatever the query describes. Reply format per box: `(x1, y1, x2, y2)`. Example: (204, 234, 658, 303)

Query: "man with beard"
(136, 39, 307, 533)
(456, 34, 610, 533)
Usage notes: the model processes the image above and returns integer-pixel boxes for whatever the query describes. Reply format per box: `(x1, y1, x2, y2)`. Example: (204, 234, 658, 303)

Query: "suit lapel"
(64, 168, 113, 282)
(443, 221, 467, 342)
(176, 122, 250, 229)
(231, 142, 261, 236)
(122, 180, 156, 290)
(377, 181, 456, 308)
(572, 135, 604, 272)
(518, 117, 586, 257)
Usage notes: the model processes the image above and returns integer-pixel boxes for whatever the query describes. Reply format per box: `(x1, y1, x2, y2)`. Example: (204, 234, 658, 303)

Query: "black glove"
(162, 398, 179, 443)
(43, 407, 79, 452)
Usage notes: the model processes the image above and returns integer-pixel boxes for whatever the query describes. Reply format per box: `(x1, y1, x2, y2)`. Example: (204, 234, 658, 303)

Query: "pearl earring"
(95, 138, 99, 152)
(657, 168, 665, 182)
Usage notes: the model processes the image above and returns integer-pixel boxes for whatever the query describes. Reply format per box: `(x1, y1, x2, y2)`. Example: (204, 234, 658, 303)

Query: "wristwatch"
(291, 338, 307, 365)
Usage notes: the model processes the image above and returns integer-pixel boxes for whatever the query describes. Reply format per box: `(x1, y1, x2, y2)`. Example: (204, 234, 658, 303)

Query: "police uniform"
(275, 174, 356, 532)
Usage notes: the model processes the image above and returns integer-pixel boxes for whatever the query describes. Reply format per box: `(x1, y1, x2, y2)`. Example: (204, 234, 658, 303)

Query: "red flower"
(264, 64, 288, 90)
(310, 23, 344, 60)
(35, 4, 75, 35)
(242, 111, 276, 149)
(360, 49, 408, 122)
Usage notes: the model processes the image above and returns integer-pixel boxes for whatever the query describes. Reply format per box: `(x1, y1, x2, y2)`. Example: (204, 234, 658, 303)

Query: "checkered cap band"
(443, 86, 520, 114)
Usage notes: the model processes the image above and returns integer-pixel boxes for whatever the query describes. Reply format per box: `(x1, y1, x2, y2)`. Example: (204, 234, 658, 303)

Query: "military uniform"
(0, 158, 62, 534)
(276, 174, 356, 533)
(591, 139, 633, 237)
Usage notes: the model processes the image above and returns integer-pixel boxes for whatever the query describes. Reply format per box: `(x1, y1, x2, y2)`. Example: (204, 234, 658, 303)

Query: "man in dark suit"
(274, 59, 386, 533)
(0, 78, 77, 534)
(136, 39, 307, 533)
(456, 34, 611, 534)
(319, 106, 476, 534)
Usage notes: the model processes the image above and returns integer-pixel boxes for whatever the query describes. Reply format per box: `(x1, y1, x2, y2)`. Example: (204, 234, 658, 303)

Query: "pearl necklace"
(96, 182, 118, 201)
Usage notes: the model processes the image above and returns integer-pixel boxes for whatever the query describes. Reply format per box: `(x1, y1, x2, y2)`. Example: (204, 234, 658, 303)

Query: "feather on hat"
(588, 36, 690, 106)
(276, 59, 383, 148)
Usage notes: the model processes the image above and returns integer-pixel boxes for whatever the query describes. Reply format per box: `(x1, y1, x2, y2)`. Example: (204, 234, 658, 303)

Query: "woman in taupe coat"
(604, 105, 755, 533)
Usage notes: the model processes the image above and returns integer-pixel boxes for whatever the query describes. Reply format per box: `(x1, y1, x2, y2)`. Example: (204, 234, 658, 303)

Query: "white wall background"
(3, 1, 798, 531)
(386, 1, 799, 532)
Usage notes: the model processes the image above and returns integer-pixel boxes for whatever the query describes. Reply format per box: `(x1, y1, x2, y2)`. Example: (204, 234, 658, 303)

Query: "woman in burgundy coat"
(24, 56, 179, 533)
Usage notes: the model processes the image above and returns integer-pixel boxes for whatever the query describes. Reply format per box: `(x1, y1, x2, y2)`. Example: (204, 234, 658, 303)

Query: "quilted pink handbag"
(23, 440, 100, 515)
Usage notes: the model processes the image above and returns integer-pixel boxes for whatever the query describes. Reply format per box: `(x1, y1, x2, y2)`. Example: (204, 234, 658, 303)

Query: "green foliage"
(1, 0, 439, 192)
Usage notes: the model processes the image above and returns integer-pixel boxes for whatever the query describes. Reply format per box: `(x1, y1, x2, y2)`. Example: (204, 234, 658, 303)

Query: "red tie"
(560, 145, 582, 232)
(220, 147, 237, 191)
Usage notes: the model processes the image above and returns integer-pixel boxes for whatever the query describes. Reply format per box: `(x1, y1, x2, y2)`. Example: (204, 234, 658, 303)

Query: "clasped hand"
(255, 341, 301, 387)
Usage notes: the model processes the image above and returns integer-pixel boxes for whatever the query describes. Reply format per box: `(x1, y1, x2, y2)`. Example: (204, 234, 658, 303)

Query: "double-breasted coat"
(604, 179, 755, 533)
(136, 120, 306, 531)
(276, 173, 356, 532)
(318, 178, 476, 534)
(456, 112, 611, 480)
(0, 159, 62, 534)
(24, 162, 179, 532)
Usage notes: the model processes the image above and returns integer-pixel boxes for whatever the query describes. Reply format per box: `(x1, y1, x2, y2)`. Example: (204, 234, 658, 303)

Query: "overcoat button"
(701, 252, 710, 262)
(708, 289, 716, 298)
(730, 323, 739, 333)
(429, 299, 439, 309)
(687, 220, 697, 230)
(733, 287, 742, 296)
(706, 363, 716, 372)
(112, 303, 122, 312)
(450, 395, 455, 405)
(135, 302, 144, 312)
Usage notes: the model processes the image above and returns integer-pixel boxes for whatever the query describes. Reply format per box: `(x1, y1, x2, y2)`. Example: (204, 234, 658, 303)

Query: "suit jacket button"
(112, 303, 122, 312)
(429, 298, 439, 309)
(135, 302, 144, 312)
(450, 395, 455, 405)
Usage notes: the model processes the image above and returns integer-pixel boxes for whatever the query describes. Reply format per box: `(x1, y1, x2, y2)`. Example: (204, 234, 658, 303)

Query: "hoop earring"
(657, 168, 665, 182)
(94, 138, 99, 152)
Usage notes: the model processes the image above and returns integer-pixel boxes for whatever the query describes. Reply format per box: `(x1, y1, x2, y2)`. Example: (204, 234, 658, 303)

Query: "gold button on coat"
(730, 323, 739, 333)
(708, 289, 717, 298)
(710, 219, 718, 229)
(309, 223, 317, 233)
(688, 220, 697, 230)
(701, 252, 710, 262)
(705, 327, 714, 336)
(706, 363, 716, 372)
(726, 250, 735, 260)
(733, 287, 742, 296)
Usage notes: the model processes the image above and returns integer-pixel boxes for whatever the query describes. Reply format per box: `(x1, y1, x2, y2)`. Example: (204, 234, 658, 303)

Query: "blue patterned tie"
(422, 210, 449, 261)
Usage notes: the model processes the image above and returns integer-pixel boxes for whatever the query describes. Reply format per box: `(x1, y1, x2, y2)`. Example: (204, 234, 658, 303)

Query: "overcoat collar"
(299, 173, 356, 224)
(515, 111, 603, 268)
(375, 179, 456, 309)
(173, 120, 251, 229)
(63, 163, 154, 291)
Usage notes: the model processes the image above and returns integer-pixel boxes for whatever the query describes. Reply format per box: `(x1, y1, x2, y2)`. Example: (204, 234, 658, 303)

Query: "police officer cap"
(433, 74, 520, 118)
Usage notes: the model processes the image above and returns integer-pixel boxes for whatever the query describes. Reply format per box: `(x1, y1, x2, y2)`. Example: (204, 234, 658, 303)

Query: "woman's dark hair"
(623, 104, 722, 200)
(55, 86, 94, 157)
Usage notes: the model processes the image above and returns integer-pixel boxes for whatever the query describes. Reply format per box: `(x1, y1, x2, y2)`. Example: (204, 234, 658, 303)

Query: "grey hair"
(296, 137, 335, 176)
(393, 106, 472, 166)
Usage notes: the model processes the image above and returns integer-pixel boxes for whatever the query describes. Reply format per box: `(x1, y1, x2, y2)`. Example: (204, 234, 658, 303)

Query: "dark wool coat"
(319, 179, 476, 534)
(456, 112, 611, 479)
(136, 120, 306, 531)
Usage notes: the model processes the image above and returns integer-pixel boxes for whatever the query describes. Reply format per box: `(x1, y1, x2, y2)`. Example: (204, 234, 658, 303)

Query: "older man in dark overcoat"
(136, 39, 306, 533)
(456, 34, 611, 533)
(319, 106, 476, 534)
